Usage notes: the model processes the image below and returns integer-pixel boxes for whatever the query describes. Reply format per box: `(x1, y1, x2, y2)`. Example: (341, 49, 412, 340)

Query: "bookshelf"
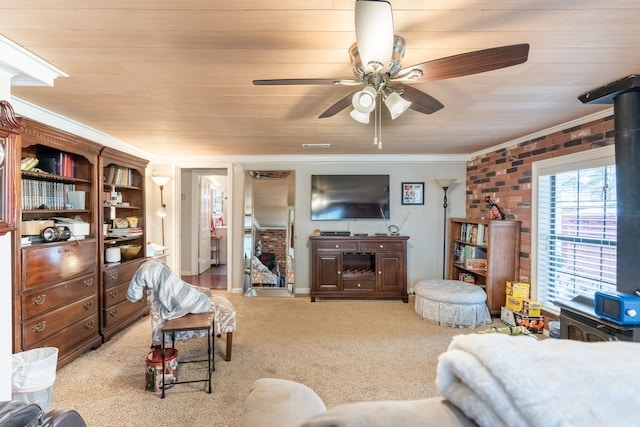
(99, 147, 149, 341)
(448, 218, 521, 316)
(14, 118, 103, 368)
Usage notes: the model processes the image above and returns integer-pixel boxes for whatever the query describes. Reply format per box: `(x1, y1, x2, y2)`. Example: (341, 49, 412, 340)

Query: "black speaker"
(40, 226, 71, 242)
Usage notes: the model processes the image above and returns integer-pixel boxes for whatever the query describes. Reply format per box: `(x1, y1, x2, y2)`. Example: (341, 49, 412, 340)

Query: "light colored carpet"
(50, 292, 501, 426)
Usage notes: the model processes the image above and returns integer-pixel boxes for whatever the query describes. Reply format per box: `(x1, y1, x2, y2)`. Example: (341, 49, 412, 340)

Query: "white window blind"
(536, 161, 617, 312)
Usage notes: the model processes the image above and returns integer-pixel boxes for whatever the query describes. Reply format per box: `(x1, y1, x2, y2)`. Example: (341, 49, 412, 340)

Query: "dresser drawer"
(342, 279, 376, 290)
(23, 294, 98, 348)
(22, 240, 97, 289)
(314, 241, 359, 251)
(103, 280, 133, 307)
(25, 314, 99, 355)
(360, 241, 404, 252)
(103, 297, 147, 330)
(22, 273, 97, 320)
(103, 259, 143, 289)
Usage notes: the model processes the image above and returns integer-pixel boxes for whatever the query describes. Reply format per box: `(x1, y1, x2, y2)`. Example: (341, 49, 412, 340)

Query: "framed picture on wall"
(401, 182, 424, 205)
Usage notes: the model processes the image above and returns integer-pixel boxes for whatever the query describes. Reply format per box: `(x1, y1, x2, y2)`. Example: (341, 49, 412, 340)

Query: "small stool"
(209, 294, 236, 361)
(161, 312, 215, 398)
(414, 279, 491, 328)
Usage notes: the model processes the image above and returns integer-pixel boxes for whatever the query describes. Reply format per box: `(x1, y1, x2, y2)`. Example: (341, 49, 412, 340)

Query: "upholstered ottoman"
(209, 294, 237, 361)
(414, 279, 491, 328)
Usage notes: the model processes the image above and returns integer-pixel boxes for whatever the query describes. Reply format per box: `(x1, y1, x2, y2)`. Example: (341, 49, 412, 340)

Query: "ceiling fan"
(253, 0, 529, 129)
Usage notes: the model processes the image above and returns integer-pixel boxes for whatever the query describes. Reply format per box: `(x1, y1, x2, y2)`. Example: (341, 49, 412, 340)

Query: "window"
(533, 146, 616, 313)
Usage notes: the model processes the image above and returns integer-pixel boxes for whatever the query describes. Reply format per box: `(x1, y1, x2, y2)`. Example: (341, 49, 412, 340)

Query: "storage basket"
(145, 348, 178, 392)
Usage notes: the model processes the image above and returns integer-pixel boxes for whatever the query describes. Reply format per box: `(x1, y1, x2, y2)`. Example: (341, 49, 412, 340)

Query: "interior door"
(197, 176, 212, 274)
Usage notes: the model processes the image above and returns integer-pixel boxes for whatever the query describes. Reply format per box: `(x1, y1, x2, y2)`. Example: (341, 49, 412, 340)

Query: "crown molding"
(0, 35, 67, 86)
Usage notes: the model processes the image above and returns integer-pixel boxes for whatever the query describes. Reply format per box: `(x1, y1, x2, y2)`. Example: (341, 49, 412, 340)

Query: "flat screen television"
(311, 174, 390, 220)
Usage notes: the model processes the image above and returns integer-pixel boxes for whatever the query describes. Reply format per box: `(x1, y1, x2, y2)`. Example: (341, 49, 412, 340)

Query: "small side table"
(211, 234, 222, 266)
(160, 312, 215, 398)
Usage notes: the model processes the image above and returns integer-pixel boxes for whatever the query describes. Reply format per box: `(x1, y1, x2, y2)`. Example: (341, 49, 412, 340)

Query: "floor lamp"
(435, 178, 457, 279)
(151, 175, 170, 246)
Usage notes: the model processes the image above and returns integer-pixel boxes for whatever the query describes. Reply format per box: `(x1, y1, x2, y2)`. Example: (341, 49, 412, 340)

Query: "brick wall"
(466, 115, 615, 283)
(255, 229, 287, 273)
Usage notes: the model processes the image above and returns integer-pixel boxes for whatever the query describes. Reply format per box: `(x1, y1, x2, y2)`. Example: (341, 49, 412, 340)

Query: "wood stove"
(556, 75, 640, 342)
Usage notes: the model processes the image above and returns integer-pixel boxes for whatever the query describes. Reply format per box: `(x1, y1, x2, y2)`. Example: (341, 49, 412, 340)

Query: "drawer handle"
(85, 320, 95, 330)
(109, 308, 119, 317)
(378, 270, 382, 275)
(109, 289, 118, 298)
(379, 244, 384, 248)
(33, 321, 47, 333)
(83, 278, 94, 287)
(84, 301, 94, 310)
(32, 295, 46, 305)
(109, 272, 119, 280)
(338, 271, 342, 275)
(58, 248, 71, 253)
(335, 245, 339, 248)
(357, 283, 361, 288)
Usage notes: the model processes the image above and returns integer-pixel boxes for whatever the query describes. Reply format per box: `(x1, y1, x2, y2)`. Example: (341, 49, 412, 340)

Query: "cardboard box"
(21, 220, 55, 236)
(514, 311, 545, 334)
(501, 306, 545, 333)
(505, 296, 541, 317)
(458, 273, 475, 284)
(465, 258, 487, 270)
(55, 221, 90, 236)
(500, 306, 516, 326)
(506, 281, 531, 298)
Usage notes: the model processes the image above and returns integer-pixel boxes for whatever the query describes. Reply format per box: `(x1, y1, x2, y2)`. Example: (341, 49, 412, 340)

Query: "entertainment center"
(309, 235, 409, 302)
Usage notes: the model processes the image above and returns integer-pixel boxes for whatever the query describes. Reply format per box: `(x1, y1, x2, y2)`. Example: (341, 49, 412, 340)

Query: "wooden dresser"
(20, 239, 102, 365)
(310, 235, 409, 302)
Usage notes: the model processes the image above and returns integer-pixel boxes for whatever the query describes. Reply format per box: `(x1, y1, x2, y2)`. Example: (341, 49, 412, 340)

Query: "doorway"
(179, 168, 230, 291)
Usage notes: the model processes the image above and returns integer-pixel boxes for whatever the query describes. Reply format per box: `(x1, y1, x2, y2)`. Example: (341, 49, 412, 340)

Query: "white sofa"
(239, 333, 640, 427)
(239, 378, 475, 427)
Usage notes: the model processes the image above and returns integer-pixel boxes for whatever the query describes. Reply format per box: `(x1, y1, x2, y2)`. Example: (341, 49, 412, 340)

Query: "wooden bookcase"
(99, 147, 149, 342)
(12, 119, 150, 367)
(14, 119, 103, 368)
(447, 218, 521, 316)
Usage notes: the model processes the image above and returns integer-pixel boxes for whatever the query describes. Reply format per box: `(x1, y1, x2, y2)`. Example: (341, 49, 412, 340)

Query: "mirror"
(243, 170, 295, 297)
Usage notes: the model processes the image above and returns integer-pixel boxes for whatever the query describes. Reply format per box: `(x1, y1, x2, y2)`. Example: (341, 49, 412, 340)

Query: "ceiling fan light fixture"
(384, 91, 412, 119)
(355, 0, 393, 74)
(350, 108, 370, 124)
(352, 85, 377, 113)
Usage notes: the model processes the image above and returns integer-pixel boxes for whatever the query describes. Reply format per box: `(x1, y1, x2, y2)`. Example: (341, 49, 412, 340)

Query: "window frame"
(531, 145, 616, 314)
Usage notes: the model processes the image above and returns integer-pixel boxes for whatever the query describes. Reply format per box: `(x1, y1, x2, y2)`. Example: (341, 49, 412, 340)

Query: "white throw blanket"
(437, 333, 640, 427)
(127, 260, 212, 320)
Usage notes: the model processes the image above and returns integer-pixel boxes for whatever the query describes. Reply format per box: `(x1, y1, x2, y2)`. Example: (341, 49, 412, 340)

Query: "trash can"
(12, 347, 59, 411)
(145, 348, 178, 392)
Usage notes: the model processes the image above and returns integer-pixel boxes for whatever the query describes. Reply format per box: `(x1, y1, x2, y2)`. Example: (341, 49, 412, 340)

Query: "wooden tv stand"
(310, 235, 409, 302)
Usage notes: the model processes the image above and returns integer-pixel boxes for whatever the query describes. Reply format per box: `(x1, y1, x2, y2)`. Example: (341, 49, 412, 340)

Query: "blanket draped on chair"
(127, 260, 212, 320)
(436, 333, 640, 427)
(127, 260, 215, 346)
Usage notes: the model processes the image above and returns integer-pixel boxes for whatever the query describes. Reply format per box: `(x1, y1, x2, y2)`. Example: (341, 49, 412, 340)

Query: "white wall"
(231, 161, 466, 295)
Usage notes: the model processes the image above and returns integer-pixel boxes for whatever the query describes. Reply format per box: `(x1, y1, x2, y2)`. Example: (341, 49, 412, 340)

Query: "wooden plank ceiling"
(0, 1, 638, 157)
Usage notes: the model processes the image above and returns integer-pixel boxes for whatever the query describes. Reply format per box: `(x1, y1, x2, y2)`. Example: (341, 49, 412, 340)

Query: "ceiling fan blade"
(355, 0, 394, 74)
(253, 78, 360, 86)
(318, 91, 360, 118)
(394, 43, 530, 82)
(391, 84, 444, 115)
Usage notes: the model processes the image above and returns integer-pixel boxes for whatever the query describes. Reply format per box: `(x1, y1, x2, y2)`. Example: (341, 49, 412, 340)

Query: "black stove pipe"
(579, 75, 640, 294)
